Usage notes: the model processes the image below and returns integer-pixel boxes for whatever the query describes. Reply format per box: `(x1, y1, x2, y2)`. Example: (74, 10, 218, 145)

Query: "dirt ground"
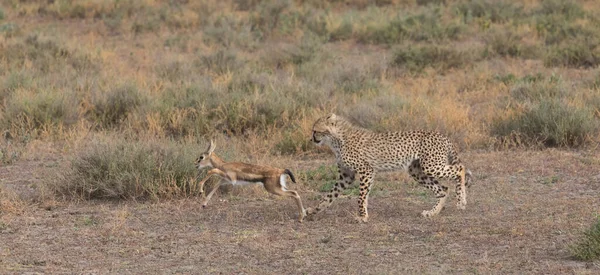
(1, 149, 600, 274)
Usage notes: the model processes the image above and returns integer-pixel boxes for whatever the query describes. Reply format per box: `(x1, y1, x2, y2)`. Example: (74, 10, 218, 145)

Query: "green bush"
(339, 93, 408, 132)
(484, 29, 539, 59)
(391, 44, 475, 73)
(533, 0, 584, 20)
(544, 43, 600, 68)
(3, 88, 78, 129)
(334, 63, 381, 95)
(532, 0, 589, 45)
(0, 23, 19, 38)
(491, 99, 597, 147)
(509, 77, 566, 102)
(275, 129, 312, 155)
(571, 217, 600, 261)
(87, 84, 144, 128)
(196, 49, 239, 74)
(455, 0, 523, 23)
(249, 0, 292, 39)
(360, 7, 461, 45)
(494, 73, 545, 85)
(54, 138, 201, 200)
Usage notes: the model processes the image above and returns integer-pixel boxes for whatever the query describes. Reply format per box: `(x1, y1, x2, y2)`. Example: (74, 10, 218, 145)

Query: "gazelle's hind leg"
(267, 176, 307, 222)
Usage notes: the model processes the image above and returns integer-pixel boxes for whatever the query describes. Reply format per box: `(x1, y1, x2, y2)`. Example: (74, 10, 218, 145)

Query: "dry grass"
(1, 0, 600, 272)
(0, 0, 598, 154)
(1, 150, 600, 273)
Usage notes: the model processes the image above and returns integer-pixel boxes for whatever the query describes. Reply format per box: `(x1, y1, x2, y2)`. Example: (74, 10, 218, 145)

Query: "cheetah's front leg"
(306, 165, 355, 218)
(355, 165, 374, 223)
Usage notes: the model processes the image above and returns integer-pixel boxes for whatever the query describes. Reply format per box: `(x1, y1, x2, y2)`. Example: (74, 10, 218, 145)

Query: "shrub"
(329, 20, 353, 41)
(3, 88, 78, 129)
(275, 129, 312, 155)
(484, 29, 539, 59)
(571, 217, 600, 261)
(54, 138, 201, 200)
(532, 0, 589, 45)
(87, 84, 144, 128)
(1, 72, 33, 100)
(491, 99, 597, 147)
(203, 15, 258, 49)
(455, 0, 523, 23)
(196, 50, 239, 74)
(131, 10, 162, 35)
(494, 73, 546, 86)
(249, 0, 292, 39)
(155, 61, 191, 83)
(0, 35, 96, 74)
(544, 43, 600, 68)
(416, 0, 446, 6)
(338, 93, 409, 132)
(0, 23, 19, 38)
(360, 7, 461, 45)
(333, 61, 381, 95)
(391, 44, 475, 73)
(533, 0, 584, 20)
(509, 77, 566, 102)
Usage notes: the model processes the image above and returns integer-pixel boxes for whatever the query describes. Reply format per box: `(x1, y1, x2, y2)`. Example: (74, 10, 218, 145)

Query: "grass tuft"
(53, 137, 201, 200)
(544, 43, 600, 68)
(455, 0, 523, 24)
(571, 217, 600, 261)
(491, 99, 597, 148)
(391, 44, 476, 73)
(87, 84, 144, 129)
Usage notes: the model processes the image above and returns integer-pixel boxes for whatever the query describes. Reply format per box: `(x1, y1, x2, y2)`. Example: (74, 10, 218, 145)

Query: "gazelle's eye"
(198, 156, 204, 160)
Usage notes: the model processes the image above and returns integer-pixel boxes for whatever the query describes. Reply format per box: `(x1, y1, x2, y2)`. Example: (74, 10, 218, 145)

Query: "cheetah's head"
(312, 113, 344, 146)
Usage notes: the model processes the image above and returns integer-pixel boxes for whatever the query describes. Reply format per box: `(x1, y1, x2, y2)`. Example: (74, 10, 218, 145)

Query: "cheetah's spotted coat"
(307, 114, 472, 222)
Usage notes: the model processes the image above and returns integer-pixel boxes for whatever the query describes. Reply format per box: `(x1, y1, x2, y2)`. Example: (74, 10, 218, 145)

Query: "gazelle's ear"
(208, 140, 216, 154)
(329, 113, 337, 119)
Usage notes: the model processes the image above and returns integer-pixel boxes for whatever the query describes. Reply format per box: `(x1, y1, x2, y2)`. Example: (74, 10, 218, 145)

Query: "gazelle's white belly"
(229, 180, 264, 186)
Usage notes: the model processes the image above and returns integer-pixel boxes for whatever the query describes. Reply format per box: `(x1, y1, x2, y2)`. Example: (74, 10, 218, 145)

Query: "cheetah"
(306, 114, 472, 222)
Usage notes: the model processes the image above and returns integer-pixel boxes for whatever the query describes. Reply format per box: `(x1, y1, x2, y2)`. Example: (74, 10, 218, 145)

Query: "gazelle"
(195, 140, 307, 222)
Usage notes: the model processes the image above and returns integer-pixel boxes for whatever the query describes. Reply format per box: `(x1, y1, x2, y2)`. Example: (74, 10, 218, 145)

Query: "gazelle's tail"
(284, 169, 296, 183)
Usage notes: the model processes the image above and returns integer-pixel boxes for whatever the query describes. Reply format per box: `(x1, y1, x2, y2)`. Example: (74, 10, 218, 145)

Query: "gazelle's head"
(196, 140, 216, 169)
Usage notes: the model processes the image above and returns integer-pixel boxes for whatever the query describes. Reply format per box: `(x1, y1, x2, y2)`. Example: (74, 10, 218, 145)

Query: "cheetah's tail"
(465, 169, 473, 188)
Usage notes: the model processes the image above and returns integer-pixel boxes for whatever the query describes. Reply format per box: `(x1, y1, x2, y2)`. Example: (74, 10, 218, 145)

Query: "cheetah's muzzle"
(312, 131, 322, 144)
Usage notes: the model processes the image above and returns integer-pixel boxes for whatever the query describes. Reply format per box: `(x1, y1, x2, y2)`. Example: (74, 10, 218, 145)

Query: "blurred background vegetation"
(0, 0, 599, 199)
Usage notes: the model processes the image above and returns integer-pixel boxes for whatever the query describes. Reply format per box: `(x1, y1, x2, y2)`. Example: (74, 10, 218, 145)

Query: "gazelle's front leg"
(306, 165, 355, 217)
(198, 168, 228, 207)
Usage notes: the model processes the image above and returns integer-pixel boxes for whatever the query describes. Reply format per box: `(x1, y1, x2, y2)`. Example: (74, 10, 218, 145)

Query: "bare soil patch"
(1, 150, 600, 274)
